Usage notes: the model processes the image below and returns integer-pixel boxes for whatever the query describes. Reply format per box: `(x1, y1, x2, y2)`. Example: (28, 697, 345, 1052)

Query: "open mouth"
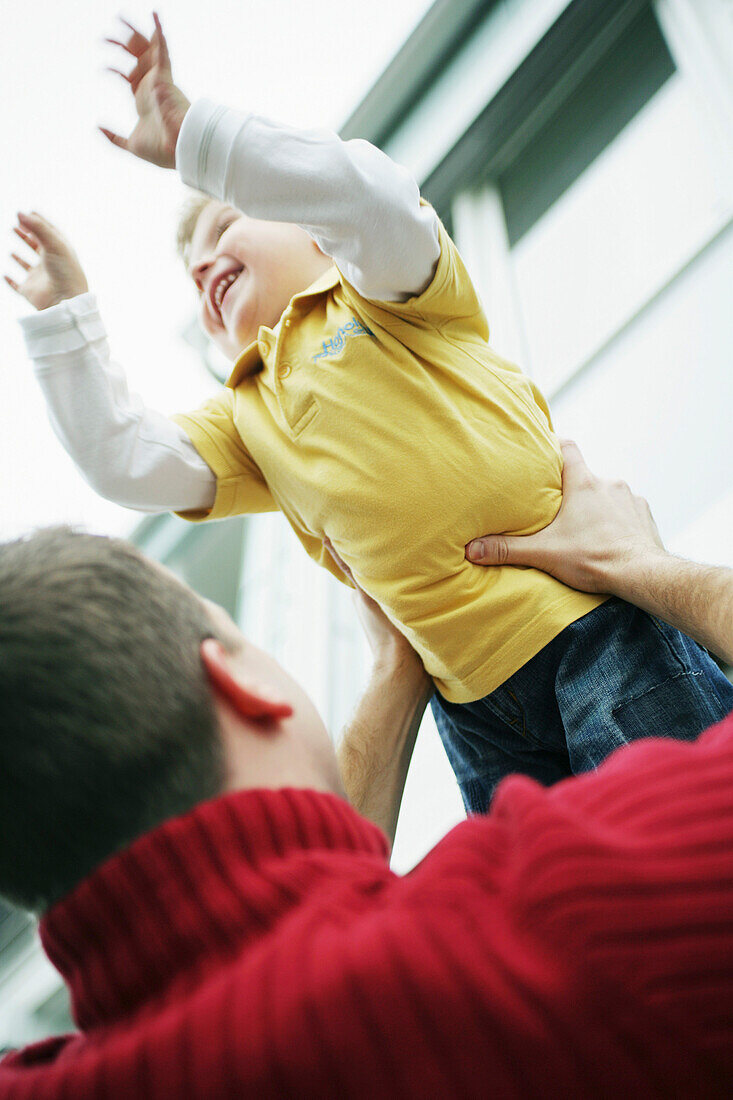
(210, 268, 242, 322)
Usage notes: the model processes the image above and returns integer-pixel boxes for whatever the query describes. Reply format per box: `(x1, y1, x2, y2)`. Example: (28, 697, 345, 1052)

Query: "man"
(0, 442, 731, 1097)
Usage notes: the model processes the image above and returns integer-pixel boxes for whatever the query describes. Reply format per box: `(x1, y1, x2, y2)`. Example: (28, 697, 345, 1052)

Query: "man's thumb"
(466, 535, 516, 566)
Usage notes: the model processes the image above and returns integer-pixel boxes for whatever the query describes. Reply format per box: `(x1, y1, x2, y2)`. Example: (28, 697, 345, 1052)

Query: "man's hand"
(465, 439, 665, 593)
(464, 440, 733, 664)
(5, 213, 88, 310)
(100, 12, 190, 170)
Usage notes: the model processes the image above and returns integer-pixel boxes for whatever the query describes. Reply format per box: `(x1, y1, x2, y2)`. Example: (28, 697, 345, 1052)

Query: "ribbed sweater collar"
(39, 787, 389, 1031)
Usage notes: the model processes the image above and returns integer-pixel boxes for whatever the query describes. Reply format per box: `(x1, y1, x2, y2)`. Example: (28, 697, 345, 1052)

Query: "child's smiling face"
(187, 201, 331, 361)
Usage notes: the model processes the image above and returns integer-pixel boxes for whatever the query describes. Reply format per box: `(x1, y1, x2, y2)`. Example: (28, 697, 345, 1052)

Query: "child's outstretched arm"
(6, 212, 215, 513)
(102, 14, 441, 303)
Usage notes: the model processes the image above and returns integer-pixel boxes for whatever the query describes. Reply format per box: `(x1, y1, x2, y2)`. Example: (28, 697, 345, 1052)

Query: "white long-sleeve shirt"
(19, 100, 440, 512)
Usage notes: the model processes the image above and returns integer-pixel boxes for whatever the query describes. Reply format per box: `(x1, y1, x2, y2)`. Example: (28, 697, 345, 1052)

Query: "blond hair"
(176, 190, 214, 267)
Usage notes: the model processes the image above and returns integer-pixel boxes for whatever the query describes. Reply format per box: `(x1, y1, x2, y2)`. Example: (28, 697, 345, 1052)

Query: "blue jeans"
(431, 597, 733, 814)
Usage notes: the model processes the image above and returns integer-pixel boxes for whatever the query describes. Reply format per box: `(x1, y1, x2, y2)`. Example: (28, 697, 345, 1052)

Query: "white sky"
(0, 0, 434, 541)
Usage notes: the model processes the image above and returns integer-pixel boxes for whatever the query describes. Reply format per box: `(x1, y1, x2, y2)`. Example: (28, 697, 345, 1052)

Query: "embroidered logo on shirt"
(312, 317, 374, 362)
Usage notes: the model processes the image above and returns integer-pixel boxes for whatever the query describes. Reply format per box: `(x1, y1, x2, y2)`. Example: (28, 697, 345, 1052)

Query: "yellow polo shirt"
(174, 217, 605, 703)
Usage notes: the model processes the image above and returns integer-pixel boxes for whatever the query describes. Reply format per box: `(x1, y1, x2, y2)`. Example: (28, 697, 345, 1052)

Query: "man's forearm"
(610, 550, 733, 666)
(338, 661, 432, 847)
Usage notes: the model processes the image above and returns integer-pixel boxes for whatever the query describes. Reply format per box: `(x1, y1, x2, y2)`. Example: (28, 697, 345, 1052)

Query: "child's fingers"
(102, 33, 145, 61)
(116, 16, 150, 55)
(17, 212, 51, 248)
(18, 211, 59, 246)
(99, 126, 129, 152)
(106, 65, 132, 84)
(18, 212, 67, 256)
(126, 55, 153, 90)
(10, 252, 32, 272)
(13, 226, 40, 252)
(152, 12, 172, 71)
(119, 15, 146, 36)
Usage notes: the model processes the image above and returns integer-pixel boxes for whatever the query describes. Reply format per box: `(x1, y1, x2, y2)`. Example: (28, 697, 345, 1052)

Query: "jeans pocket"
(611, 670, 723, 744)
(482, 686, 546, 748)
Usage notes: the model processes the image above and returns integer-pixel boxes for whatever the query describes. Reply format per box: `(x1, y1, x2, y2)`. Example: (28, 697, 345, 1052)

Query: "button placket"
(273, 315, 295, 383)
(266, 307, 318, 437)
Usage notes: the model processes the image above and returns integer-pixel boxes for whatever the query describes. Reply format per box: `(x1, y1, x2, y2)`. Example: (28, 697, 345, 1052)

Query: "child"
(9, 15, 733, 812)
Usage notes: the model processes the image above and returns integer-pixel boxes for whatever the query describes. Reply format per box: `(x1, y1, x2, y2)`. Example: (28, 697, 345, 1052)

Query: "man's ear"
(200, 638, 293, 721)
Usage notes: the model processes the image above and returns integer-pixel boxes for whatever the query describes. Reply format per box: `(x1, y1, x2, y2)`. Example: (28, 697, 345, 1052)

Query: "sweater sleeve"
(175, 99, 441, 303)
(19, 293, 216, 513)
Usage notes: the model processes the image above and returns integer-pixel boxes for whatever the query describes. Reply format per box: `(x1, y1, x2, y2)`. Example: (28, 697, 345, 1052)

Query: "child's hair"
(176, 191, 214, 268)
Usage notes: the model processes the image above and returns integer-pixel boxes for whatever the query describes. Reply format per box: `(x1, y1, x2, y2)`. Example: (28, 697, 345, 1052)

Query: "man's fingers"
(4, 274, 21, 294)
(558, 438, 596, 491)
(465, 533, 542, 568)
(322, 537, 354, 582)
(466, 535, 511, 565)
(558, 438, 585, 469)
(99, 127, 129, 152)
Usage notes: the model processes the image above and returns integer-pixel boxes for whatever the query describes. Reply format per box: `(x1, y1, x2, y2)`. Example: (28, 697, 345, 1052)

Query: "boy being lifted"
(9, 14, 732, 812)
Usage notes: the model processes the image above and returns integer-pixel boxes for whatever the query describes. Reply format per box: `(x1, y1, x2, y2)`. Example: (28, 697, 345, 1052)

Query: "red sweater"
(2, 714, 733, 1098)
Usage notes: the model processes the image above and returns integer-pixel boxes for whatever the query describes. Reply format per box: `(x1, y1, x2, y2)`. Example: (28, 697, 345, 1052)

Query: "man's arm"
(466, 440, 733, 666)
(327, 542, 432, 845)
(339, 655, 431, 848)
(101, 15, 441, 303)
(612, 555, 733, 666)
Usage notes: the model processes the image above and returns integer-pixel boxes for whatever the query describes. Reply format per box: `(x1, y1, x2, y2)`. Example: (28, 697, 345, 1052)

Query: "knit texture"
(2, 714, 733, 1098)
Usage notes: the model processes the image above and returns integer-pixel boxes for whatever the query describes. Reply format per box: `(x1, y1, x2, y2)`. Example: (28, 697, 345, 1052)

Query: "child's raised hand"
(5, 213, 88, 311)
(100, 12, 190, 169)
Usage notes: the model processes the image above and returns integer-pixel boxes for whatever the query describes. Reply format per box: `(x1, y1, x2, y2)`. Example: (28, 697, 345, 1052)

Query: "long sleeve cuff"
(176, 99, 250, 199)
(19, 293, 106, 359)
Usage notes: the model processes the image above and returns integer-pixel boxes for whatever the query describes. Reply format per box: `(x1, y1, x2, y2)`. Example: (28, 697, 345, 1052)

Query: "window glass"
(509, 67, 733, 393)
(500, 6, 675, 247)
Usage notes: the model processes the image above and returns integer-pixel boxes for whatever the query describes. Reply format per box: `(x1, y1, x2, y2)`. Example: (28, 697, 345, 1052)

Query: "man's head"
(0, 528, 341, 914)
(178, 195, 332, 361)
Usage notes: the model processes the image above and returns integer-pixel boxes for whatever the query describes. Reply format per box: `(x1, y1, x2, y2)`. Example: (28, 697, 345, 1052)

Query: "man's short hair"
(177, 190, 214, 268)
(0, 528, 225, 913)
